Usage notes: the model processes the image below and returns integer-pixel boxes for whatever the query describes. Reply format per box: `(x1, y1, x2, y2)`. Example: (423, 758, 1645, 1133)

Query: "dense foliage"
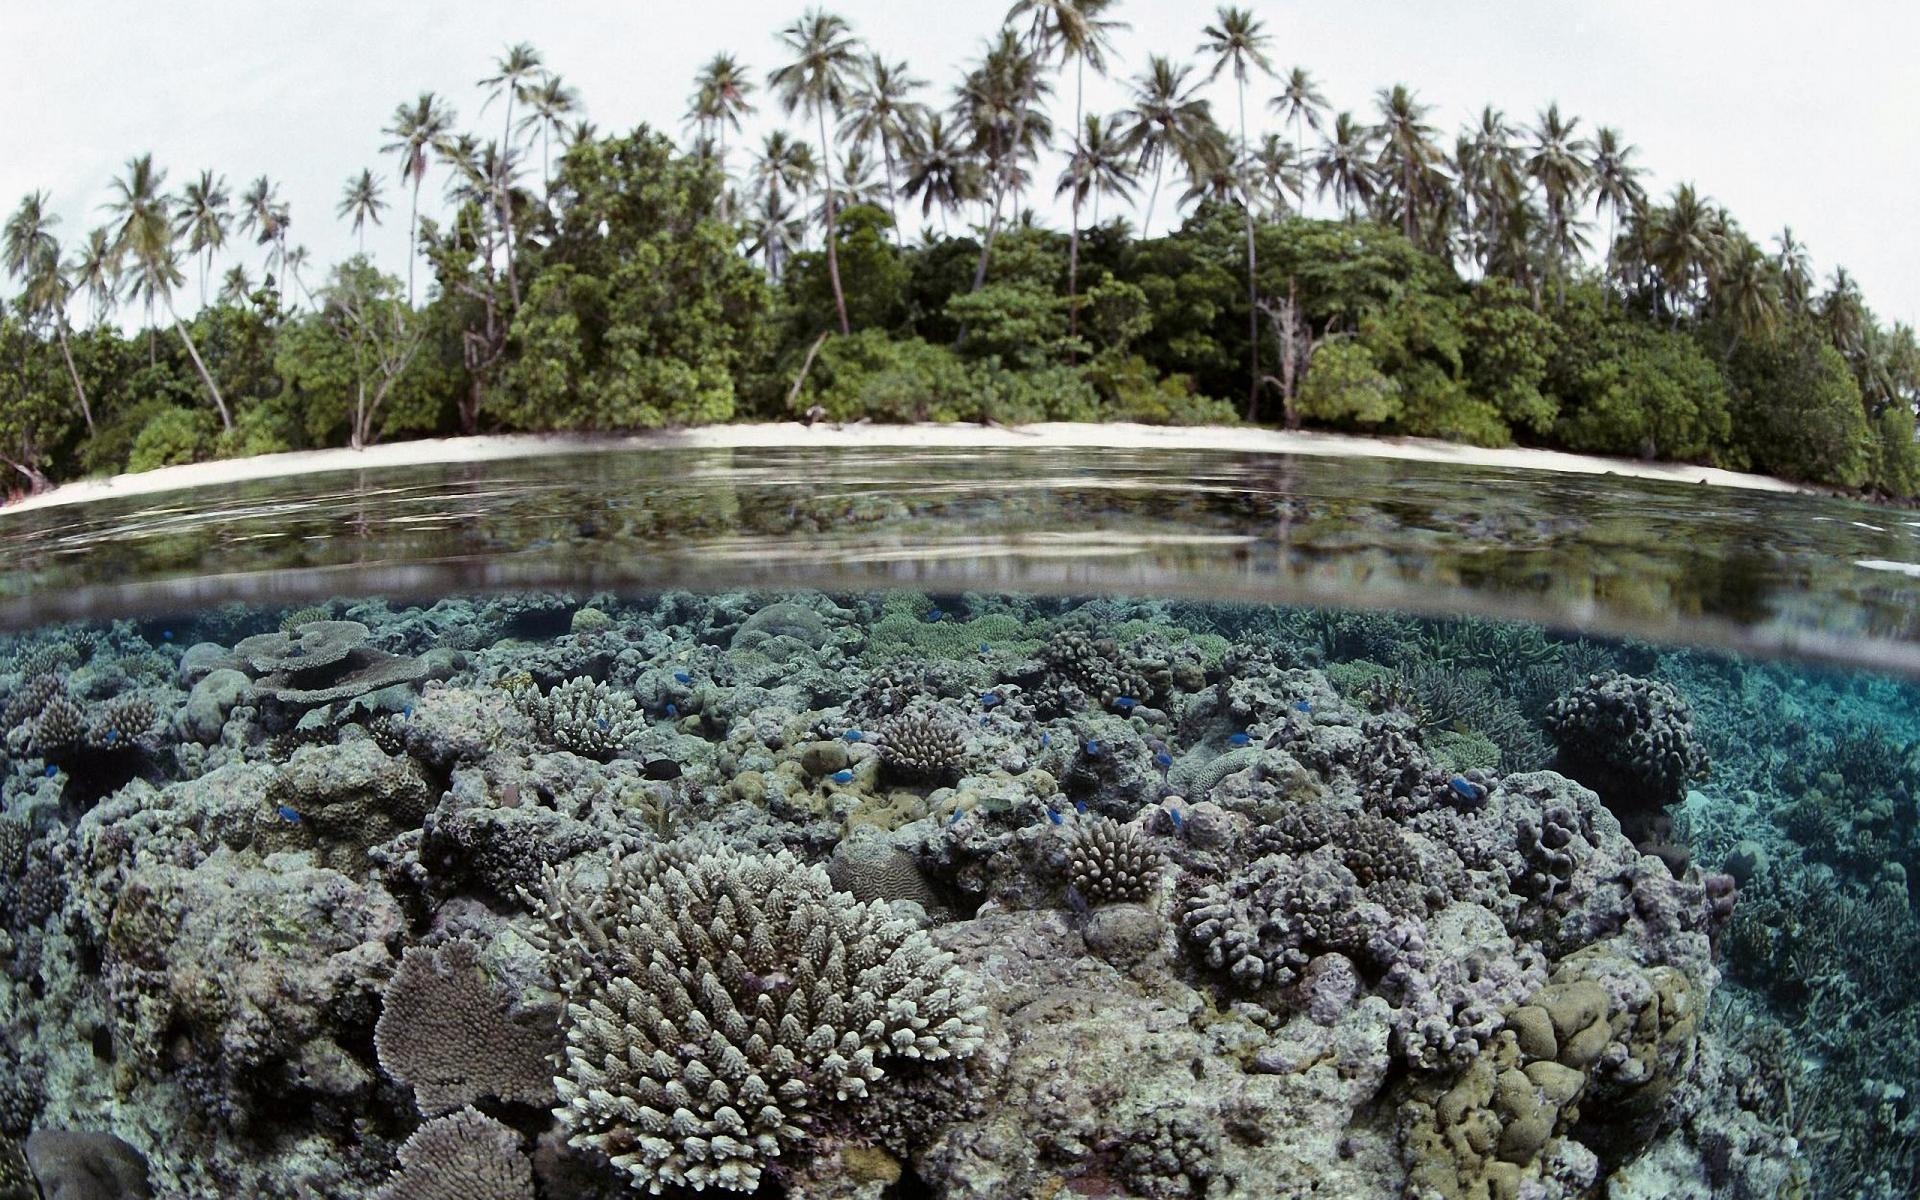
(3, 4, 1917, 501)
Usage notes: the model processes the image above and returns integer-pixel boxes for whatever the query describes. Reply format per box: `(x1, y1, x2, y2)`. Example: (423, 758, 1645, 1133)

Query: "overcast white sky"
(3, 1, 1916, 325)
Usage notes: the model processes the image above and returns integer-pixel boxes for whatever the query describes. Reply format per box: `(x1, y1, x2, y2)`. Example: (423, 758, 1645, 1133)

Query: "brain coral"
(526, 844, 988, 1194)
(374, 937, 559, 1115)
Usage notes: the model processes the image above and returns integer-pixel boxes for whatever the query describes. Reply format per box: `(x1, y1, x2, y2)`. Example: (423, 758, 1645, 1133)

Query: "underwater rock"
(731, 601, 831, 652)
(180, 668, 249, 744)
(1081, 902, 1164, 966)
(264, 740, 435, 873)
(22, 1129, 151, 1200)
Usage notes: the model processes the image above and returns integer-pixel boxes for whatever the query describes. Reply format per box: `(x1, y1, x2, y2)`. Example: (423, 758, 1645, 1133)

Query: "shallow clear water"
(0, 448, 1915, 1199)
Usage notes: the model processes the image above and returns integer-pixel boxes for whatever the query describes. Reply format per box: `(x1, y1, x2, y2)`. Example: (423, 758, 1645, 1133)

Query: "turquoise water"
(0, 449, 1916, 1198)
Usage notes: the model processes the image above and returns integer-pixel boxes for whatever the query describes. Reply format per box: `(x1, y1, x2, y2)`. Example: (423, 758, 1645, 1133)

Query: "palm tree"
(1648, 183, 1722, 321)
(106, 155, 229, 428)
(689, 53, 758, 220)
(840, 55, 928, 244)
(217, 264, 254, 307)
(1820, 268, 1870, 359)
(899, 113, 980, 234)
(810, 145, 891, 228)
(337, 169, 387, 253)
(1585, 126, 1644, 295)
(174, 170, 231, 307)
(1773, 227, 1814, 314)
(4, 192, 93, 432)
(238, 175, 291, 287)
(1371, 85, 1445, 247)
(1057, 112, 1138, 338)
(1525, 103, 1592, 302)
(1250, 133, 1306, 216)
(769, 8, 863, 335)
(479, 43, 545, 152)
(516, 73, 581, 194)
(1119, 55, 1215, 237)
(478, 43, 543, 290)
(1313, 112, 1377, 218)
(1268, 67, 1327, 209)
(1713, 234, 1784, 352)
(952, 28, 1051, 287)
(1199, 5, 1273, 418)
(751, 131, 819, 279)
(747, 190, 806, 282)
(68, 226, 118, 328)
(1450, 107, 1519, 273)
(381, 91, 455, 304)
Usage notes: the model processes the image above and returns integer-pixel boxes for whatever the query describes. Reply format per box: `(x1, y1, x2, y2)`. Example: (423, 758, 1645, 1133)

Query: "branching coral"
(1068, 817, 1161, 905)
(1544, 672, 1709, 838)
(525, 845, 987, 1194)
(516, 675, 642, 760)
(878, 705, 968, 780)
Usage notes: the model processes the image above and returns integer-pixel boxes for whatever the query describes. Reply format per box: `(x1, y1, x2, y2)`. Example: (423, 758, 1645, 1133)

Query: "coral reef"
(0, 594, 1888, 1198)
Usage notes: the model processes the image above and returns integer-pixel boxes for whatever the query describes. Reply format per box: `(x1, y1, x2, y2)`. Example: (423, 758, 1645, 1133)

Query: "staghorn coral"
(374, 937, 559, 1116)
(2, 673, 65, 733)
(1068, 817, 1161, 905)
(26, 693, 87, 757)
(525, 845, 987, 1195)
(373, 1107, 534, 1200)
(878, 704, 968, 780)
(516, 675, 641, 761)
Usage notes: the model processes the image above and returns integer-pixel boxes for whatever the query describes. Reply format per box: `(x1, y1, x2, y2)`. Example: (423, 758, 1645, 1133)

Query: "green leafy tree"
(0, 315, 75, 492)
(1297, 339, 1400, 426)
(499, 127, 770, 430)
(783, 203, 908, 334)
(1727, 322, 1871, 487)
(1461, 279, 1559, 435)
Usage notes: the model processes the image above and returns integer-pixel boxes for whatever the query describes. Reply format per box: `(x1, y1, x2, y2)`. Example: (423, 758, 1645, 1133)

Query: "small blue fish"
(402, 705, 414, 720)
(1168, 806, 1184, 829)
(978, 714, 990, 726)
(980, 692, 1002, 708)
(978, 642, 992, 655)
(1083, 739, 1101, 757)
(673, 671, 692, 684)
(830, 769, 854, 785)
(1154, 751, 1173, 769)
(43, 765, 57, 779)
(1073, 799, 1087, 814)
(161, 630, 174, 641)
(665, 703, 679, 718)
(1228, 731, 1251, 747)
(925, 609, 945, 623)
(1114, 696, 1137, 712)
(1046, 806, 1063, 825)
(1293, 699, 1313, 713)
(948, 808, 966, 825)
(276, 805, 302, 824)
(1448, 776, 1485, 802)
(1040, 732, 1051, 749)
(843, 729, 864, 742)
(596, 718, 610, 731)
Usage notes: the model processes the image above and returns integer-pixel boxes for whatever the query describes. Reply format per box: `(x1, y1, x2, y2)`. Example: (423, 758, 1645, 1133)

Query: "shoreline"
(1, 422, 1818, 515)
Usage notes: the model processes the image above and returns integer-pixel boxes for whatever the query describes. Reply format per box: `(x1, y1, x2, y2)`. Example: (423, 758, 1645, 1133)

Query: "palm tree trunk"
(1068, 189, 1082, 347)
(54, 324, 94, 434)
(817, 104, 850, 335)
(1143, 151, 1164, 238)
(169, 310, 231, 430)
(407, 177, 422, 306)
(882, 140, 902, 247)
(1239, 83, 1260, 421)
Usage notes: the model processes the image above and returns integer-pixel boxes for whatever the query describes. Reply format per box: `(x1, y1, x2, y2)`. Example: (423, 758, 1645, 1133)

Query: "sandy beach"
(1, 421, 1816, 515)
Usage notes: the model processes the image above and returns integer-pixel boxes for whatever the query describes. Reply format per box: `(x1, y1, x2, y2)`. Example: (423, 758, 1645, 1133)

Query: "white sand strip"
(2, 422, 1817, 515)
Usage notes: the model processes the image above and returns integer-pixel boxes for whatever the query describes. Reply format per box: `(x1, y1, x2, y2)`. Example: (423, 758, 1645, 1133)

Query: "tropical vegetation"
(3, 4, 1917, 501)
